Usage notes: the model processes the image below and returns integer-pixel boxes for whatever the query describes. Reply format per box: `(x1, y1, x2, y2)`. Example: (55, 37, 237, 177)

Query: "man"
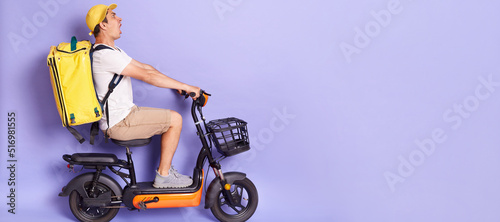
(86, 4, 200, 188)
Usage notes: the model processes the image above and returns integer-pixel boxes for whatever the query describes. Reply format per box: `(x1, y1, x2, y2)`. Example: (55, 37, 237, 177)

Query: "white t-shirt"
(92, 44, 134, 130)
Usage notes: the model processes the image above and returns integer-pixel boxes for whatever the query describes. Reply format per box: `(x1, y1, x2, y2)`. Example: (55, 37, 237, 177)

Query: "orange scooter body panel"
(132, 172, 204, 209)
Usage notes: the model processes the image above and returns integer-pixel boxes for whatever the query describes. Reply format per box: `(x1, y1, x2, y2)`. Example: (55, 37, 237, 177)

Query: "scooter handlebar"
(178, 90, 196, 98)
(178, 89, 210, 107)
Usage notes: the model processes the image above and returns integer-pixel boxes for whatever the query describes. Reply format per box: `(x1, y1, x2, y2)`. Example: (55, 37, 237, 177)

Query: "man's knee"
(170, 110, 182, 128)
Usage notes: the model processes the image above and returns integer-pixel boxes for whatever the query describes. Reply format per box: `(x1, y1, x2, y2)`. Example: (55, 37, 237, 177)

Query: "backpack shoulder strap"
(89, 43, 124, 144)
(93, 44, 113, 52)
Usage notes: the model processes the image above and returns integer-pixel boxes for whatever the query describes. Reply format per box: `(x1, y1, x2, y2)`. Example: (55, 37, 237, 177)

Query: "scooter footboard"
(59, 172, 123, 198)
(204, 172, 246, 209)
(129, 169, 205, 209)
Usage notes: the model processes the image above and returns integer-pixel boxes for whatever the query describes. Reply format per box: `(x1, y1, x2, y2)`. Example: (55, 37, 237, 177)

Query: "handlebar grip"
(179, 90, 196, 97)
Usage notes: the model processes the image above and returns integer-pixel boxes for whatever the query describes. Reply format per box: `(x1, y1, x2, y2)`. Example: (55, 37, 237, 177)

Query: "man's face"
(103, 9, 122, 39)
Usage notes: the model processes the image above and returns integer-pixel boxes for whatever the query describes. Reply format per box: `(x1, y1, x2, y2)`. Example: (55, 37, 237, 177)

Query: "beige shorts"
(107, 106, 172, 140)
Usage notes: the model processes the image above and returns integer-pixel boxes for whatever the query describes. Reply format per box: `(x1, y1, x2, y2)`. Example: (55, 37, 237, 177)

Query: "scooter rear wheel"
(210, 178, 258, 222)
(69, 181, 119, 222)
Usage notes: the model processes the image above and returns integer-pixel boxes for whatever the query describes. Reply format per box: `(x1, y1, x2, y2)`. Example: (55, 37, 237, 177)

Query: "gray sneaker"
(153, 170, 193, 188)
(170, 165, 191, 180)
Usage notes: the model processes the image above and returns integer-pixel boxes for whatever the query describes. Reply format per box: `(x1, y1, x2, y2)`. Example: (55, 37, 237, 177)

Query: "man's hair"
(93, 16, 108, 37)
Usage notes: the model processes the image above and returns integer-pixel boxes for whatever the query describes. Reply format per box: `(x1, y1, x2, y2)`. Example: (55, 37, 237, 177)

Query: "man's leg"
(106, 106, 192, 188)
(158, 110, 182, 176)
(153, 110, 193, 188)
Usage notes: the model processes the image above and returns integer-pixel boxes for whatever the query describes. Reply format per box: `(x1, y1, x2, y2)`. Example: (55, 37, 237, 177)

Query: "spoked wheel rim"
(211, 177, 259, 222)
(217, 183, 252, 216)
(69, 181, 120, 222)
(78, 183, 112, 219)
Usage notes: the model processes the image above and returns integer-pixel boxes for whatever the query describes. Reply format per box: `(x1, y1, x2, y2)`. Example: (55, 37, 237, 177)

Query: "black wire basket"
(206, 117, 250, 156)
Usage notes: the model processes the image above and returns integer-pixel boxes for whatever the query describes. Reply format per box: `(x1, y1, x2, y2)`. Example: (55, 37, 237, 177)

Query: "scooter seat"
(71, 153, 118, 163)
(111, 138, 152, 147)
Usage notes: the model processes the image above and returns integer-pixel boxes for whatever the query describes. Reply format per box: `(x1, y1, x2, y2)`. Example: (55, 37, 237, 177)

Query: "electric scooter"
(59, 90, 258, 222)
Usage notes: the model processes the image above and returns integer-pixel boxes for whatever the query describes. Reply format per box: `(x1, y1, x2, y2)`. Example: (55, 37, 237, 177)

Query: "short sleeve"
(95, 49, 133, 75)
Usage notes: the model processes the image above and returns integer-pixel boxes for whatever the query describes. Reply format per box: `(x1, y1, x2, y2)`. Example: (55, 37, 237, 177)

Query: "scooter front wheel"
(69, 181, 120, 222)
(210, 178, 258, 222)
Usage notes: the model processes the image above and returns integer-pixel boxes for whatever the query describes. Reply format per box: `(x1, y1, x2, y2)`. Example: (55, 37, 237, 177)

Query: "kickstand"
(138, 197, 159, 210)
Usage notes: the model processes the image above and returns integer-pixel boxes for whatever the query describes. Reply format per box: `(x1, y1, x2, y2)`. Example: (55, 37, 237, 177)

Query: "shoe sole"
(152, 184, 192, 188)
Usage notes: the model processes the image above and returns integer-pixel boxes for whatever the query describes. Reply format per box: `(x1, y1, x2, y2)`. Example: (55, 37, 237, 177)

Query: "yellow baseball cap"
(86, 3, 117, 36)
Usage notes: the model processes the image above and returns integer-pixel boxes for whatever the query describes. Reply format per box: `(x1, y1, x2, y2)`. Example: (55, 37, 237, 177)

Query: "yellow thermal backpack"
(47, 36, 122, 144)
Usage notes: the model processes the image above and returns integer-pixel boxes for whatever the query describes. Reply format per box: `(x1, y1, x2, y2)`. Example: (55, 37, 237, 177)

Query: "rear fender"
(204, 172, 246, 209)
(59, 172, 122, 198)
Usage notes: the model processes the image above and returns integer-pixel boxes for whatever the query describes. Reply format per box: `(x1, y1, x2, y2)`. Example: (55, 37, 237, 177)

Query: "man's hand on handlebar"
(177, 85, 201, 100)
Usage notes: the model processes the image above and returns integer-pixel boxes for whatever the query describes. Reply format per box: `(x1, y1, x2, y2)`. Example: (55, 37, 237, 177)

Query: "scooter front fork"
(211, 165, 238, 207)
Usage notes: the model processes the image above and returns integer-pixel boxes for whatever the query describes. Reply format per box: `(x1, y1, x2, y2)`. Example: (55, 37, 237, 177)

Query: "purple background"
(2, 0, 500, 221)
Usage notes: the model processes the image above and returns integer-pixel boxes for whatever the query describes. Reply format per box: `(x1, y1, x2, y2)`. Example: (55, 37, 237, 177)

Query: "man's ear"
(99, 22, 107, 31)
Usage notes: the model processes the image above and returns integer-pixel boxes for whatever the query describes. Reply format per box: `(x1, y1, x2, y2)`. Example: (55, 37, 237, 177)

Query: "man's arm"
(121, 59, 200, 98)
(130, 59, 155, 70)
